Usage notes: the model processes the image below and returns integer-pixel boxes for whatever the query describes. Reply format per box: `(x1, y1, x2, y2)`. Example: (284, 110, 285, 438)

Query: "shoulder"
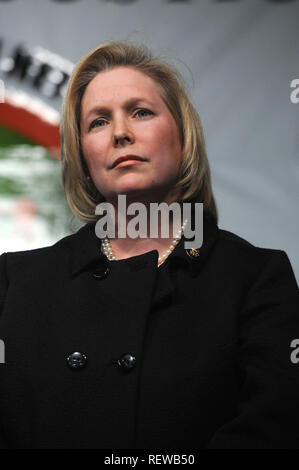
(213, 226, 298, 291)
(217, 226, 287, 261)
(0, 228, 82, 280)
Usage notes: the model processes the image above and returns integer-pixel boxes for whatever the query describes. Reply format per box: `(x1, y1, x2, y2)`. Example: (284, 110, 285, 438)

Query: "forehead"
(81, 66, 163, 110)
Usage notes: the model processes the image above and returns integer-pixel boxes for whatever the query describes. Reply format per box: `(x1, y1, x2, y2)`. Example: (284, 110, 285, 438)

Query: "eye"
(134, 108, 153, 118)
(89, 108, 153, 131)
(89, 118, 107, 130)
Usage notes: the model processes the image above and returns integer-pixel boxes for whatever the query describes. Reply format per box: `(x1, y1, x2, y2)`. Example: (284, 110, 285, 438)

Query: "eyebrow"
(85, 97, 153, 122)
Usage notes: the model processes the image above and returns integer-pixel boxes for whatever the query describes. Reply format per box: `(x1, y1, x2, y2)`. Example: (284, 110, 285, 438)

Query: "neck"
(102, 220, 187, 266)
(100, 195, 186, 264)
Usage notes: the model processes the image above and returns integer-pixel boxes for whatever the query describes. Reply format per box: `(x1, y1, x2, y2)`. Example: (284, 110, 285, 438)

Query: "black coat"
(0, 211, 299, 449)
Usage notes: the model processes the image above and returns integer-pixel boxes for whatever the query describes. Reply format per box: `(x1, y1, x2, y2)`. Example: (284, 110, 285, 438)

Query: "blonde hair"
(60, 40, 218, 224)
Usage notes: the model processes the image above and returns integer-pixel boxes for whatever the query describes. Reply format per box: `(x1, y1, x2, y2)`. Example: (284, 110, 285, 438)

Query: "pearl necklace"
(101, 219, 188, 267)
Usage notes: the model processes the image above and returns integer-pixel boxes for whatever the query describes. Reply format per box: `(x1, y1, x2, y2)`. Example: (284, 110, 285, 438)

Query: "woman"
(0, 41, 299, 449)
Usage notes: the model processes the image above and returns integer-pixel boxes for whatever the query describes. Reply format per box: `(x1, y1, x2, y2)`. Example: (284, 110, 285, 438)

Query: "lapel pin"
(185, 248, 200, 258)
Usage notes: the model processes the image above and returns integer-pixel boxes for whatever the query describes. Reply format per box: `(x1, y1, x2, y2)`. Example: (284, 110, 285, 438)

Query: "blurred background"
(0, 0, 298, 282)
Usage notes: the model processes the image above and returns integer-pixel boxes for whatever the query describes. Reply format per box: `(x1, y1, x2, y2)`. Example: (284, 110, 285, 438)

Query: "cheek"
(150, 122, 181, 165)
(81, 137, 106, 169)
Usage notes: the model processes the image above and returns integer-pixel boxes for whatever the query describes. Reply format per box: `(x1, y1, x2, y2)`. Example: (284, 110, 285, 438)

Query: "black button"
(67, 351, 87, 370)
(117, 353, 136, 371)
(93, 265, 110, 280)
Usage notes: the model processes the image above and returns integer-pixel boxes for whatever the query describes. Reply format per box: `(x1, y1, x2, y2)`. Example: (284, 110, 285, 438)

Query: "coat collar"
(69, 204, 219, 278)
(170, 209, 218, 277)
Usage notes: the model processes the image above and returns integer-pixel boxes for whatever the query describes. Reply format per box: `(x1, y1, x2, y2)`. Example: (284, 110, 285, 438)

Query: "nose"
(113, 117, 134, 146)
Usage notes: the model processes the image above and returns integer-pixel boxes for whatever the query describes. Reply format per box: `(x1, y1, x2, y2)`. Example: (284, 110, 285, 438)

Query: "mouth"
(112, 155, 145, 169)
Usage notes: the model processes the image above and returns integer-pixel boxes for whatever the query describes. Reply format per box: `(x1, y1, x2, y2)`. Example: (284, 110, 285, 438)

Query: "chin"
(114, 176, 153, 194)
(116, 187, 150, 199)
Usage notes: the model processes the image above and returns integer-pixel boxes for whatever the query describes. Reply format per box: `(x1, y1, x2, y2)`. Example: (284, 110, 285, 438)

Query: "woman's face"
(80, 66, 182, 205)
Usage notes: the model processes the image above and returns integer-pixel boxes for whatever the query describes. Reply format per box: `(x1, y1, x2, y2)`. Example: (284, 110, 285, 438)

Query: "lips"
(112, 155, 145, 169)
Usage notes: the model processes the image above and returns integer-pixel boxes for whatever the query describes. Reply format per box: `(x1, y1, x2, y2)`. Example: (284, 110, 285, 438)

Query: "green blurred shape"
(0, 177, 25, 196)
(0, 125, 35, 148)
